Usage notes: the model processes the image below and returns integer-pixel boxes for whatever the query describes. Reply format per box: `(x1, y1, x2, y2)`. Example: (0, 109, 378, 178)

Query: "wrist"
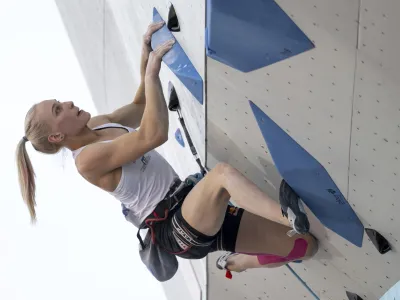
(145, 74, 159, 83)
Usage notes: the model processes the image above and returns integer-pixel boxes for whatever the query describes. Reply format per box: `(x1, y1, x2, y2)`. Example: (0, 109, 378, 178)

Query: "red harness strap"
(145, 209, 170, 244)
(144, 209, 192, 255)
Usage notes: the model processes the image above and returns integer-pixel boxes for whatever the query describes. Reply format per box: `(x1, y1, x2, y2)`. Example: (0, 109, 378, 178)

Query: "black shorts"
(146, 179, 244, 260)
(153, 203, 244, 259)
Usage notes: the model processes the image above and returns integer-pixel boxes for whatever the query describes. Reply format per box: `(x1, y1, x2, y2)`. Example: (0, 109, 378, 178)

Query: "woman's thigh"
(235, 211, 317, 258)
(181, 164, 231, 236)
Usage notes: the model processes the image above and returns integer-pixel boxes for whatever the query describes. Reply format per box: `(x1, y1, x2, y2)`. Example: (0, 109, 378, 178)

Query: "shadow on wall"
(207, 119, 281, 203)
(103, 0, 139, 113)
(207, 119, 337, 260)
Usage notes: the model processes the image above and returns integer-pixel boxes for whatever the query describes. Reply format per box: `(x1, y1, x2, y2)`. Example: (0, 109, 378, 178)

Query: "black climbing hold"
(365, 228, 391, 254)
(168, 82, 180, 111)
(346, 291, 364, 300)
(167, 81, 208, 176)
(167, 3, 180, 32)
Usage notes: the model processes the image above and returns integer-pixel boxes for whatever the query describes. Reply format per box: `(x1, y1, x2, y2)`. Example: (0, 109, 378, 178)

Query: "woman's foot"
(279, 180, 310, 235)
(216, 252, 237, 270)
(216, 252, 243, 279)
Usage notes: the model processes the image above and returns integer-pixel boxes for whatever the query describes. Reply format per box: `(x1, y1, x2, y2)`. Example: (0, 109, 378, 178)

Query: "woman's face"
(35, 99, 91, 142)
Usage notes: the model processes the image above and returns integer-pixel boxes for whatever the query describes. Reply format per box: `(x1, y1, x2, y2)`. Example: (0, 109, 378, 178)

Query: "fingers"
(149, 20, 165, 33)
(146, 39, 175, 78)
(153, 39, 175, 57)
(143, 21, 165, 44)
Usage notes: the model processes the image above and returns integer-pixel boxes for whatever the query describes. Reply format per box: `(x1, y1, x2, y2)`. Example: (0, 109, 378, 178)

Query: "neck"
(65, 126, 103, 151)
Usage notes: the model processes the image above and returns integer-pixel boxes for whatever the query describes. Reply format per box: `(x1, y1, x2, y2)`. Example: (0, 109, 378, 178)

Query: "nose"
(64, 101, 74, 108)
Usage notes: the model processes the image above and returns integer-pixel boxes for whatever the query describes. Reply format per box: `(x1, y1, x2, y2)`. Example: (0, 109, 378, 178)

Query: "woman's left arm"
(88, 21, 165, 129)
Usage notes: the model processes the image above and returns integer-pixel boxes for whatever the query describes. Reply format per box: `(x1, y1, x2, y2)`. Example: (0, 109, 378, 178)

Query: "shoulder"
(74, 141, 111, 182)
(74, 142, 119, 192)
(87, 114, 112, 129)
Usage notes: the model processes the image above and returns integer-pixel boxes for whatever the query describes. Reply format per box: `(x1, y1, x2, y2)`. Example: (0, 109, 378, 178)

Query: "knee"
(212, 162, 237, 180)
(211, 162, 230, 182)
(210, 162, 233, 196)
(213, 162, 231, 174)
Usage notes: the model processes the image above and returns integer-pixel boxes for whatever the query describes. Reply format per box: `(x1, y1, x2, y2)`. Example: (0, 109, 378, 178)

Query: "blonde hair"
(16, 104, 62, 223)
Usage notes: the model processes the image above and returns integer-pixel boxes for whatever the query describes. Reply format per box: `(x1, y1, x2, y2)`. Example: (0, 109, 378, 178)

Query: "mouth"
(77, 108, 83, 116)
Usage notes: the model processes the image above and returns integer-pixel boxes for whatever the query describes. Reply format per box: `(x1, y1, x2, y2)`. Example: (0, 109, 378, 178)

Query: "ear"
(48, 132, 64, 144)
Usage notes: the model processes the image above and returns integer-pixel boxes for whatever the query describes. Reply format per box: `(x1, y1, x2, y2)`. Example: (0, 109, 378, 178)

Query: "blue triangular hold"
(206, 0, 315, 72)
(249, 101, 364, 247)
(152, 8, 203, 105)
(379, 280, 400, 300)
(175, 128, 185, 147)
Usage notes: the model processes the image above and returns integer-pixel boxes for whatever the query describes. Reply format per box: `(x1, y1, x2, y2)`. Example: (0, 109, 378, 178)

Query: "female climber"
(16, 21, 317, 277)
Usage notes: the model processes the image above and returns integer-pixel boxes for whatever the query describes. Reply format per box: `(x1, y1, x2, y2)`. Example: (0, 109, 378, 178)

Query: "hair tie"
(22, 136, 28, 142)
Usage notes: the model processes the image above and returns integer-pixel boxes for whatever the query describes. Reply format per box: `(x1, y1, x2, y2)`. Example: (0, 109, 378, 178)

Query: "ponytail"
(18, 103, 63, 222)
(16, 137, 37, 223)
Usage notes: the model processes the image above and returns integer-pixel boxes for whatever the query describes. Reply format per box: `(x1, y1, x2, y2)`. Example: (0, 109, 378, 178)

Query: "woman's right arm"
(76, 39, 175, 177)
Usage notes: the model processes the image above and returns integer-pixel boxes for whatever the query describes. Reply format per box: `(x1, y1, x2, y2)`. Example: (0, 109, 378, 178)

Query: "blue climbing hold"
(292, 260, 303, 264)
(152, 8, 203, 104)
(205, 0, 315, 72)
(380, 280, 400, 300)
(249, 100, 364, 247)
(175, 128, 185, 147)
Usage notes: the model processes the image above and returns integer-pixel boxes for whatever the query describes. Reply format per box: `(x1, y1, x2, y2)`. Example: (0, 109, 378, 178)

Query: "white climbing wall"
(55, 0, 400, 299)
(347, 0, 400, 294)
(207, 0, 400, 300)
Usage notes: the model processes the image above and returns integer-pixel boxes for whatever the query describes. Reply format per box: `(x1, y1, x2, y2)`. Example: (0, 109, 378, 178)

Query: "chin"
(83, 111, 91, 121)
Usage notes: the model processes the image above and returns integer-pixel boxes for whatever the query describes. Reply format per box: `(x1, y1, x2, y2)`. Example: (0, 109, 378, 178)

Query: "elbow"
(139, 125, 168, 147)
(143, 131, 168, 148)
(154, 133, 168, 146)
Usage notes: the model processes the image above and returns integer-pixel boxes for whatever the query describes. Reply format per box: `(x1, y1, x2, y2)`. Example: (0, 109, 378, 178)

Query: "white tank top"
(71, 123, 179, 226)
